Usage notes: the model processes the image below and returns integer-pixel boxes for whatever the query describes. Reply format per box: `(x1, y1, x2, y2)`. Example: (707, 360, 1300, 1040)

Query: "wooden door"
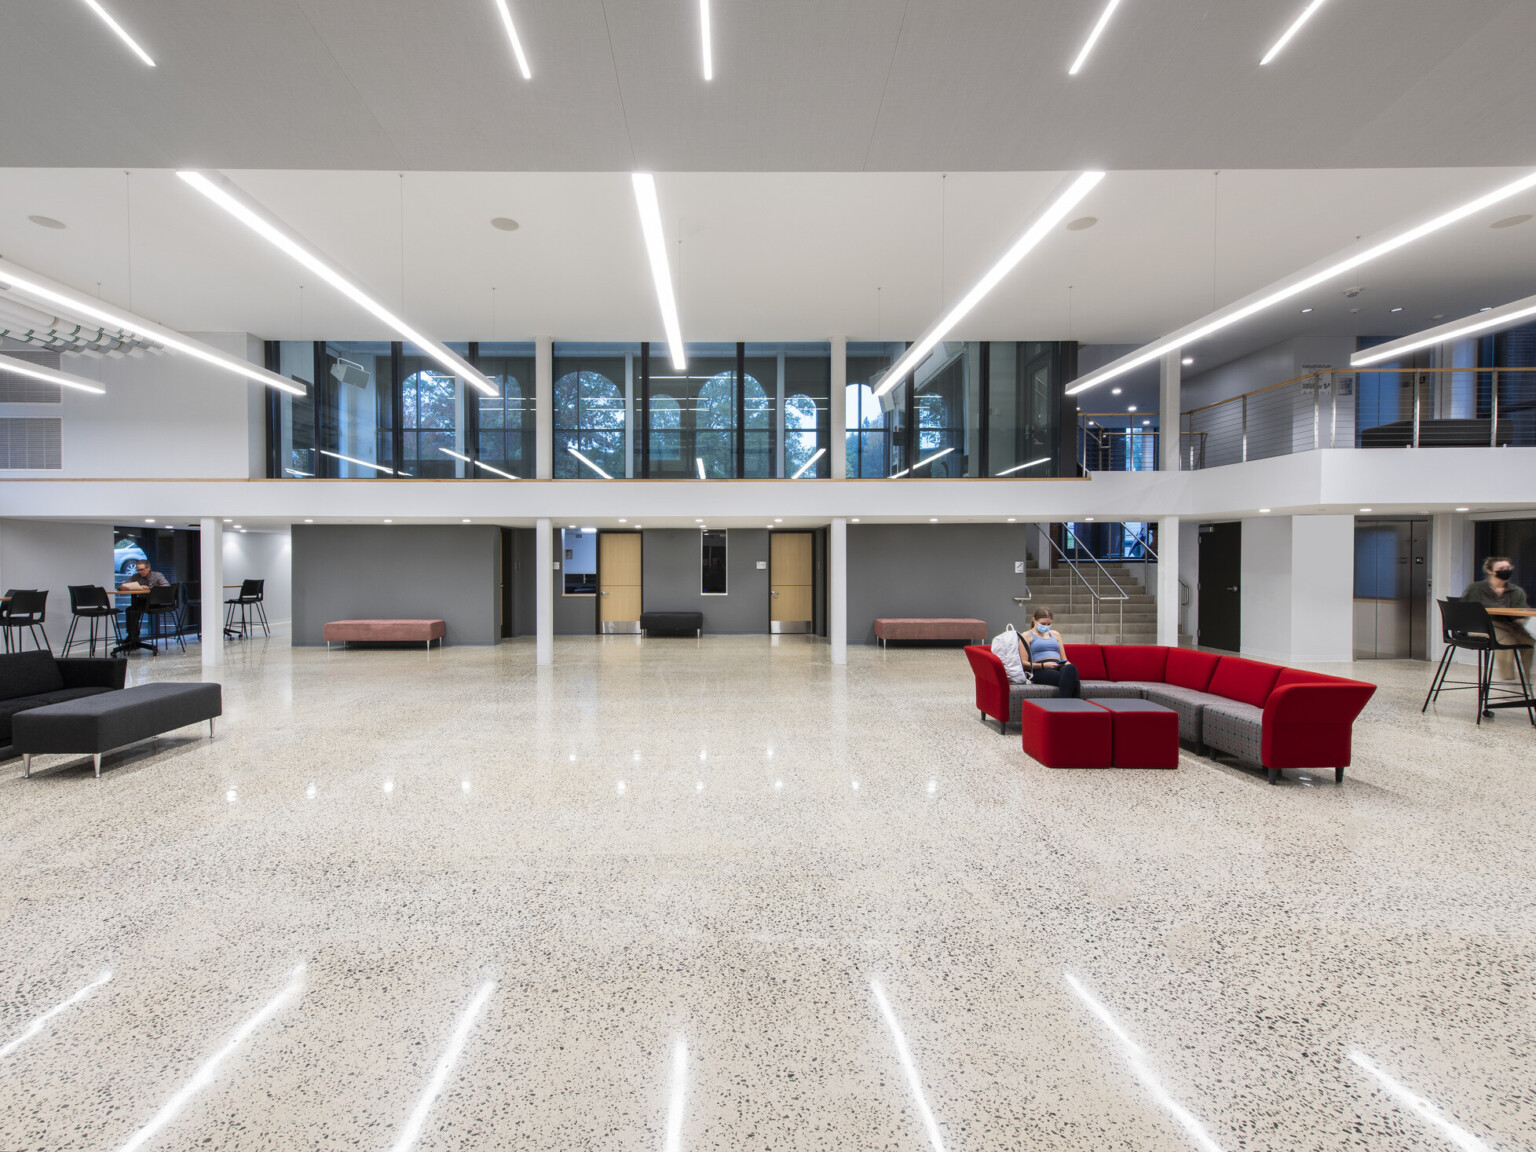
(599, 533, 642, 630)
(770, 532, 813, 631)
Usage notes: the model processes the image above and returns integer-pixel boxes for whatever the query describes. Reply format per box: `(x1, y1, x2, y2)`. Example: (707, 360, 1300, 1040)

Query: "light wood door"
(600, 533, 642, 622)
(770, 532, 813, 623)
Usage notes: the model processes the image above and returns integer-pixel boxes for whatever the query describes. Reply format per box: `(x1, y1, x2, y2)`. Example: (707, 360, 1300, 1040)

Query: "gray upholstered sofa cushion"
(1141, 684, 1221, 744)
(1008, 681, 1061, 722)
(1201, 699, 1265, 766)
(12, 682, 221, 755)
(1080, 680, 1148, 699)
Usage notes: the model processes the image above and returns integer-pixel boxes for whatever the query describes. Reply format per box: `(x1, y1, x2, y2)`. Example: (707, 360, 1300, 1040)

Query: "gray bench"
(14, 682, 223, 778)
(640, 611, 703, 638)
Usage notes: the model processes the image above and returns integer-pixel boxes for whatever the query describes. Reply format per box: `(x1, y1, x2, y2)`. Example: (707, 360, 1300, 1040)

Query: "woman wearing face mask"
(1020, 607, 1081, 698)
(1462, 556, 1533, 682)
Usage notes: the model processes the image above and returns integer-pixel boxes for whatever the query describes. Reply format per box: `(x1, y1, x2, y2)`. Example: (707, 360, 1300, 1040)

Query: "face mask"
(1494, 569, 1514, 580)
(1036, 621, 1052, 633)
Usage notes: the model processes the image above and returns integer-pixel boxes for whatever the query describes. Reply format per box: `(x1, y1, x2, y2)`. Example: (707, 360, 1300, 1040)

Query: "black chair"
(179, 582, 202, 640)
(143, 584, 185, 655)
(224, 579, 269, 639)
(1423, 598, 1535, 725)
(62, 585, 120, 657)
(1, 590, 50, 654)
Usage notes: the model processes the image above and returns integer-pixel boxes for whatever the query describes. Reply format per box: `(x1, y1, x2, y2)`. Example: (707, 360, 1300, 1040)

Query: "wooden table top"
(1487, 605, 1536, 618)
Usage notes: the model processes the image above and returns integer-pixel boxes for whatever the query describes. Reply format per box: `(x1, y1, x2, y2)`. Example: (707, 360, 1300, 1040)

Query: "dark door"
(1198, 521, 1241, 652)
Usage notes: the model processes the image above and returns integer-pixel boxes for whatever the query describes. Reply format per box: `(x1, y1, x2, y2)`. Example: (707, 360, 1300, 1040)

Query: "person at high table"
(118, 558, 169, 645)
(1462, 555, 1533, 682)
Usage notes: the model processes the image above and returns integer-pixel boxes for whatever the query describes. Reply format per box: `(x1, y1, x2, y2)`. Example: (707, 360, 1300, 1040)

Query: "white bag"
(991, 624, 1030, 684)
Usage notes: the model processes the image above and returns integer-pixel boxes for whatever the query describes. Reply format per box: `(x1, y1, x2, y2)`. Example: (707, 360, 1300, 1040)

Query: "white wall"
(0, 518, 114, 644)
(1178, 518, 1199, 640)
(1241, 516, 1293, 661)
(222, 530, 292, 624)
(2, 333, 266, 479)
(1240, 514, 1353, 664)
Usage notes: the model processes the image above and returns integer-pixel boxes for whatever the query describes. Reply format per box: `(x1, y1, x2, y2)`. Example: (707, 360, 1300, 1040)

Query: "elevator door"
(770, 532, 813, 633)
(1353, 519, 1429, 659)
(1198, 521, 1242, 652)
(599, 533, 642, 633)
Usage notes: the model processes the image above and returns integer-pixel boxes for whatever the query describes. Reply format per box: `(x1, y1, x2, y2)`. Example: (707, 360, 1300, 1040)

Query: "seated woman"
(1020, 607, 1080, 698)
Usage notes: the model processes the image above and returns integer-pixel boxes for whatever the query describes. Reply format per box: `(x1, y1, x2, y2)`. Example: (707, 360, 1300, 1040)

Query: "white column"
(535, 337, 553, 479)
(1157, 516, 1180, 647)
(536, 517, 553, 665)
(1429, 512, 1472, 664)
(1160, 350, 1182, 471)
(830, 517, 847, 664)
(829, 336, 847, 479)
(199, 518, 224, 667)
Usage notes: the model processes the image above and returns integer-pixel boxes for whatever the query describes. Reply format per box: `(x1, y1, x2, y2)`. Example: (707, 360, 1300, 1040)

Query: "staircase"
(1022, 565, 1158, 644)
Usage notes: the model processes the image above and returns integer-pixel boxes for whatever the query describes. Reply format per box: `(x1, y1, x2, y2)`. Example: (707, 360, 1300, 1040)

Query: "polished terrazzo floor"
(2, 632, 1534, 1152)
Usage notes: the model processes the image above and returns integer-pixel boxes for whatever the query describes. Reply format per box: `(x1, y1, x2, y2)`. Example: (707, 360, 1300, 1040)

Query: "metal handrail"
(1041, 532, 1128, 643)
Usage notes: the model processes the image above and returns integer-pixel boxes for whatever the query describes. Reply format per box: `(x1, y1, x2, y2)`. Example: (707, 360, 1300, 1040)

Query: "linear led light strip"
(177, 171, 498, 398)
(695, 456, 708, 480)
(791, 446, 827, 479)
(0, 353, 106, 395)
(322, 449, 394, 475)
(79, 0, 154, 65)
(491, 0, 532, 79)
(568, 446, 613, 479)
(890, 446, 954, 478)
(699, 0, 713, 80)
(439, 446, 518, 479)
(1260, 0, 1330, 66)
(996, 455, 1051, 476)
(1068, 0, 1123, 75)
(874, 172, 1103, 398)
(1352, 291, 1536, 367)
(1067, 168, 1536, 396)
(0, 258, 305, 396)
(631, 174, 687, 370)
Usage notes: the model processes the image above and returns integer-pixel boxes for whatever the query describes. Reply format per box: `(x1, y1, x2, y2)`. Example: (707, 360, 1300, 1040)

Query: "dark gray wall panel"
(641, 529, 769, 634)
(846, 524, 1037, 645)
(291, 525, 498, 645)
(511, 527, 537, 637)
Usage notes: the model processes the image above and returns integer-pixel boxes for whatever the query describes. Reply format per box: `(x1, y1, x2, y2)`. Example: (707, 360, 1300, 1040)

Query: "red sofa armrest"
(964, 645, 1011, 723)
(1261, 681, 1376, 769)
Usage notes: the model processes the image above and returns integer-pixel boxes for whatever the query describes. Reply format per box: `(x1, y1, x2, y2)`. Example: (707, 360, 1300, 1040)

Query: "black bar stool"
(1, 590, 50, 654)
(63, 585, 120, 656)
(224, 579, 269, 639)
(144, 584, 185, 655)
(1423, 598, 1536, 724)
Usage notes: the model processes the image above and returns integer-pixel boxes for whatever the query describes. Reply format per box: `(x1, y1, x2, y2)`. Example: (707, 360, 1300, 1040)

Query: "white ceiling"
(3, 166, 1536, 365)
(2, 1, 1534, 170)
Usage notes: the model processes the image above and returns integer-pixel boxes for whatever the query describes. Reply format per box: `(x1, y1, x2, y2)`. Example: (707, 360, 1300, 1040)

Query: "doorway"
(770, 532, 813, 633)
(599, 533, 642, 634)
(1353, 518, 1429, 659)
(1198, 521, 1241, 652)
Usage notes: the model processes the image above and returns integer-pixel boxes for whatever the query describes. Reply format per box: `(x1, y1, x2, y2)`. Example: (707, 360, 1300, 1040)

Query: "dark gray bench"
(14, 682, 223, 778)
(640, 611, 703, 638)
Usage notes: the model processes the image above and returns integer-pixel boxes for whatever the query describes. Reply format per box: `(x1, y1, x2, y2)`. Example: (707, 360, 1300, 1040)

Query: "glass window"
(646, 344, 736, 478)
(320, 341, 394, 476)
(774, 343, 831, 478)
(847, 343, 903, 477)
(909, 342, 975, 477)
(554, 344, 634, 478)
(400, 342, 463, 478)
(701, 530, 727, 594)
(271, 341, 317, 478)
(476, 342, 535, 478)
(989, 341, 1060, 477)
(561, 527, 597, 594)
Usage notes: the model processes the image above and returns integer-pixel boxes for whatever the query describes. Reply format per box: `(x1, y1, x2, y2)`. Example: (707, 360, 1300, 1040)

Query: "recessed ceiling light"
(631, 174, 686, 370)
(1127, 405, 1138, 411)
(77, 0, 156, 65)
(1260, 0, 1331, 65)
(490, 216, 520, 231)
(699, 0, 713, 80)
(239, 528, 247, 533)
(232, 524, 242, 529)
(490, 0, 532, 79)
(568, 524, 576, 529)
(177, 171, 498, 397)
(1181, 357, 1194, 365)
(1432, 314, 1445, 320)
(223, 518, 232, 523)
(384, 519, 392, 523)
(1085, 517, 1095, 522)
(1142, 419, 1151, 425)
(929, 518, 939, 523)
(875, 172, 1102, 398)
(304, 518, 313, 523)
(1390, 306, 1403, 312)
(695, 518, 703, 523)
(1456, 507, 1469, 512)
(1480, 306, 1493, 312)
(27, 214, 65, 230)
(144, 518, 155, 524)
(461, 518, 472, 523)
(1066, 216, 1098, 231)
(1111, 387, 1122, 395)
(774, 518, 783, 522)
(1491, 214, 1532, 229)
(1007, 517, 1016, 522)
(851, 518, 860, 523)
(1259, 508, 1271, 513)
(1359, 508, 1371, 513)
(1068, 0, 1123, 74)
(1300, 307, 1314, 313)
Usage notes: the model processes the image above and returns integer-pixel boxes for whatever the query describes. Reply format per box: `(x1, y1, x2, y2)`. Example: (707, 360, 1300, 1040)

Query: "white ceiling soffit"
(0, 0, 1533, 170)
(3, 167, 1535, 357)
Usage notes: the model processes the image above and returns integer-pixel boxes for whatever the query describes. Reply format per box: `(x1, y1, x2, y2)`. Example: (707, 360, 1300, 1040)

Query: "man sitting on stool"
(118, 558, 169, 645)
(1462, 555, 1533, 682)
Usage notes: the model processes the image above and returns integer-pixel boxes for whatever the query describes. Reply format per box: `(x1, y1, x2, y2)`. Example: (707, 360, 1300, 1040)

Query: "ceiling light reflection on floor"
(663, 1035, 688, 1152)
(0, 969, 112, 1060)
(870, 978, 948, 1152)
(1064, 972, 1227, 1152)
(388, 981, 496, 1152)
(1349, 1050, 1496, 1152)
(305, 783, 316, 800)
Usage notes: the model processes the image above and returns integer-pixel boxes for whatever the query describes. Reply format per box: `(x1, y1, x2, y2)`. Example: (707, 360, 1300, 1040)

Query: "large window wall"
(554, 343, 634, 479)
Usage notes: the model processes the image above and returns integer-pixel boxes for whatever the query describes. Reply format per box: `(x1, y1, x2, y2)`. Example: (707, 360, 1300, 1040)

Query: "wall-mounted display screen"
(701, 531, 727, 595)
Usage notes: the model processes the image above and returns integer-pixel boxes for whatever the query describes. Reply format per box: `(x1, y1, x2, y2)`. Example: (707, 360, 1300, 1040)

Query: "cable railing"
(1042, 532, 1129, 643)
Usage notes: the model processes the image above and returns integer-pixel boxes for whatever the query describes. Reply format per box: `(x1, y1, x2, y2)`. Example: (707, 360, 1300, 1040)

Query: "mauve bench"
(324, 619, 445, 650)
(14, 682, 222, 778)
(874, 617, 988, 650)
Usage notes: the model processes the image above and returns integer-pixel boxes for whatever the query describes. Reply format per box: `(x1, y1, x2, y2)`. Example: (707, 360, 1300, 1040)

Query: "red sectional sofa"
(966, 643, 1376, 784)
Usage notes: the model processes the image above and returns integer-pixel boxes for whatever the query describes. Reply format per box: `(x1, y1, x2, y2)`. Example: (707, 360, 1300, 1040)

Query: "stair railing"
(1042, 533, 1129, 643)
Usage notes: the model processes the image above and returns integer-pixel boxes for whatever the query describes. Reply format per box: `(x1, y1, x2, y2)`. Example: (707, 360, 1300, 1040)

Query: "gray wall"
(509, 528, 536, 637)
(290, 525, 498, 645)
(642, 529, 770, 634)
(0, 519, 114, 637)
(846, 524, 1037, 645)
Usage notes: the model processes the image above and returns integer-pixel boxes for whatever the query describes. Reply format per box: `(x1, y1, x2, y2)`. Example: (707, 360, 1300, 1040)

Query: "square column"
(535, 337, 553, 479)
(199, 518, 224, 667)
(830, 517, 847, 664)
(829, 337, 847, 479)
(1156, 516, 1180, 647)
(536, 517, 553, 665)
(1240, 515, 1353, 663)
(1159, 350, 1182, 471)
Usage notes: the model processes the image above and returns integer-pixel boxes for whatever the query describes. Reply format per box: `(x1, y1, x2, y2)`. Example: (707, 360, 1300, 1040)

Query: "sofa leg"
(23, 753, 31, 778)
(1267, 766, 1279, 785)
(1335, 766, 1344, 784)
(93, 753, 101, 778)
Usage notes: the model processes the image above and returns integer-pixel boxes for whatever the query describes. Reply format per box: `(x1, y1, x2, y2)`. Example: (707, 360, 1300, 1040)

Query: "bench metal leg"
(93, 753, 101, 778)
(23, 753, 31, 778)
(209, 718, 216, 739)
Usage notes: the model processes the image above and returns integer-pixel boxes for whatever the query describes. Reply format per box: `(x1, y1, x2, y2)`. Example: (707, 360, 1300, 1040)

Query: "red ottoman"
(1021, 699, 1112, 768)
(1091, 699, 1179, 769)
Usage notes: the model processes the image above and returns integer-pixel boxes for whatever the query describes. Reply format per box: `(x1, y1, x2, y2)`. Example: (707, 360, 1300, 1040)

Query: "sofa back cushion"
(1103, 645, 1170, 683)
(1165, 648, 1222, 692)
(1272, 667, 1342, 689)
(1208, 656, 1283, 708)
(1063, 644, 1106, 681)
(0, 651, 64, 700)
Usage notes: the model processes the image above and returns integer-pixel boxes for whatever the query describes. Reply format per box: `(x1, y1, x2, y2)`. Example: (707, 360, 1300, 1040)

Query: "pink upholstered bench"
(875, 618, 988, 649)
(324, 619, 445, 651)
